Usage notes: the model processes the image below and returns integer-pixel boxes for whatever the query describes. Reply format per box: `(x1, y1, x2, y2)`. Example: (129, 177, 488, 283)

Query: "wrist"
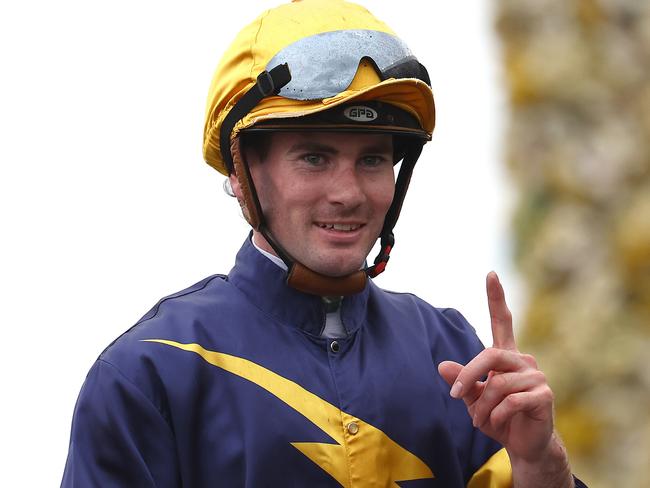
(510, 432, 573, 488)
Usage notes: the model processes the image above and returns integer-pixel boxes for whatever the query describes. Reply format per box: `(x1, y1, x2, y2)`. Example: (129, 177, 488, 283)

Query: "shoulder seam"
(100, 274, 225, 357)
(138, 274, 226, 326)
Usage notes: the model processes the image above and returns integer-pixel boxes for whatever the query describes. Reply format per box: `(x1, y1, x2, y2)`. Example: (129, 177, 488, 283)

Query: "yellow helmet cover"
(203, 0, 435, 175)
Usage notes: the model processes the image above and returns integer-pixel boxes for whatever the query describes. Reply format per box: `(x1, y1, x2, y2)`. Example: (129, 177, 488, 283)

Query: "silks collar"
(228, 236, 370, 336)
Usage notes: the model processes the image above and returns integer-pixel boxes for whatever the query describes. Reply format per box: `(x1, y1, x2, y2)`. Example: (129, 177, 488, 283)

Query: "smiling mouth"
(315, 222, 364, 232)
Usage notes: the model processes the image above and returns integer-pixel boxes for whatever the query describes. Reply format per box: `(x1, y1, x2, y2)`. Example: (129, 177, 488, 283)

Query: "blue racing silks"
(62, 237, 513, 487)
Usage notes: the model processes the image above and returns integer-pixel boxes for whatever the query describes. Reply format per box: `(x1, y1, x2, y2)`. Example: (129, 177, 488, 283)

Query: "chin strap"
(226, 65, 423, 296)
(365, 143, 422, 279)
(233, 137, 422, 296)
(287, 262, 369, 297)
(366, 232, 394, 278)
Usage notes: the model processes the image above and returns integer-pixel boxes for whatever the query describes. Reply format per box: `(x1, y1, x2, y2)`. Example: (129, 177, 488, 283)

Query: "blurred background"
(0, 0, 647, 486)
(496, 1, 650, 486)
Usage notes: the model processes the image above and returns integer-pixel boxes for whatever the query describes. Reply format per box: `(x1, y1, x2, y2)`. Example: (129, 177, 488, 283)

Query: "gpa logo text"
(344, 106, 378, 122)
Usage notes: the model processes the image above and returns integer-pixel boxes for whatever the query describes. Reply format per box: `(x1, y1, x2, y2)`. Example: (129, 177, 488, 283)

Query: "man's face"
(234, 131, 395, 277)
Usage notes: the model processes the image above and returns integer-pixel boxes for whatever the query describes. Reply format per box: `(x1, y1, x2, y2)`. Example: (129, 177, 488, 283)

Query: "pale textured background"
(496, 1, 650, 486)
(1, 0, 516, 485)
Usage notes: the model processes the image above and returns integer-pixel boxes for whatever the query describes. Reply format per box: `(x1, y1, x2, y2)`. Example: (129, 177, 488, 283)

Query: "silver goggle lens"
(266, 30, 420, 100)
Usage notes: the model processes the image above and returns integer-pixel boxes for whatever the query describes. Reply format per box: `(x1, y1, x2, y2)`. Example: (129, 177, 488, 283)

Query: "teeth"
(333, 224, 357, 231)
(318, 223, 360, 231)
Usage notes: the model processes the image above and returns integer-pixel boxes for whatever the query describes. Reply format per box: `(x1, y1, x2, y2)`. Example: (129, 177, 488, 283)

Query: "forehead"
(267, 131, 394, 153)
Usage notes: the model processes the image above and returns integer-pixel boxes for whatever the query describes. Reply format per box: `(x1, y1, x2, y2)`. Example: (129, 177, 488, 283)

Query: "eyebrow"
(286, 140, 393, 155)
(286, 142, 339, 155)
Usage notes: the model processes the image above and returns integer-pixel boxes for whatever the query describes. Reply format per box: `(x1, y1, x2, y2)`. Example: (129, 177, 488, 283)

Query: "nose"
(326, 163, 366, 208)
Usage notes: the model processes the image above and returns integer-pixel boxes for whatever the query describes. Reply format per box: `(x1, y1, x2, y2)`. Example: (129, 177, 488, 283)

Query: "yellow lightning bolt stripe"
(467, 448, 512, 488)
(144, 339, 434, 487)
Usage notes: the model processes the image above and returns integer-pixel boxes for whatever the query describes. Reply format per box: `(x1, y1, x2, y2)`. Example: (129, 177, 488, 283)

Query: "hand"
(438, 272, 573, 487)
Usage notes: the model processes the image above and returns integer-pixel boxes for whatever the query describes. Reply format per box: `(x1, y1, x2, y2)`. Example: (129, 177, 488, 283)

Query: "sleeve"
(573, 476, 589, 487)
(467, 455, 589, 488)
(61, 359, 180, 488)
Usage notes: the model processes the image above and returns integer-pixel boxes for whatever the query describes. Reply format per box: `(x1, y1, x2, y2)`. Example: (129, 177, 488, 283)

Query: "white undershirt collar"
(250, 234, 347, 338)
(251, 234, 288, 271)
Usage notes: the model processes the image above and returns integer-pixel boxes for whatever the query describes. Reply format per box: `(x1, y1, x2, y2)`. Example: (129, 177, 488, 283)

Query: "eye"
(359, 155, 388, 168)
(302, 153, 325, 166)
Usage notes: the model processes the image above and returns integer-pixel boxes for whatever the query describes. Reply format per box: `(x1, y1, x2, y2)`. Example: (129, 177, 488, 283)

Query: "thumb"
(438, 360, 463, 387)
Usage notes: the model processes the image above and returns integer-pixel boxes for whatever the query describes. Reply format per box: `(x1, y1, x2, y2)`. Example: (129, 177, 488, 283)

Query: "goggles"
(266, 29, 431, 100)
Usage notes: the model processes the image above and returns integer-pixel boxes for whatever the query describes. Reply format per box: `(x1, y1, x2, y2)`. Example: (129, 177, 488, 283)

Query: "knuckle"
(490, 408, 505, 427)
(491, 373, 509, 391)
(522, 353, 538, 368)
(531, 369, 547, 384)
(485, 347, 501, 361)
(505, 394, 522, 410)
(540, 385, 555, 404)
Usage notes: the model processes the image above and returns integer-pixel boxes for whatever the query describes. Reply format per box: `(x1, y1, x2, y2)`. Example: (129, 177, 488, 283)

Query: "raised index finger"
(487, 271, 517, 351)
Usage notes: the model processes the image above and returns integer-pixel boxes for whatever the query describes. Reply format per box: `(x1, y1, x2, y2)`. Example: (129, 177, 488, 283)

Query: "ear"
(229, 172, 244, 201)
(229, 171, 249, 220)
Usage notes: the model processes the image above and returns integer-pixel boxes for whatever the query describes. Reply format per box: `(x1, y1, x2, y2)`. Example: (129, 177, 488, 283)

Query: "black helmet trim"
(242, 100, 430, 142)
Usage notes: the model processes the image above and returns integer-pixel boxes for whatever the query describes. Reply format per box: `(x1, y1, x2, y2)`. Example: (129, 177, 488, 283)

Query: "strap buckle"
(367, 233, 395, 278)
(256, 70, 276, 97)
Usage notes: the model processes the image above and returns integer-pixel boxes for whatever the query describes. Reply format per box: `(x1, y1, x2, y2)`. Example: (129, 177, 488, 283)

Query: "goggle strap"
(381, 58, 431, 86)
(418, 62, 432, 86)
(221, 63, 292, 174)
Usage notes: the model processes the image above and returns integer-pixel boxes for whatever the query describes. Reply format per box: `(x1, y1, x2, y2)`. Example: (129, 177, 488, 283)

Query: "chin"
(308, 256, 366, 278)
